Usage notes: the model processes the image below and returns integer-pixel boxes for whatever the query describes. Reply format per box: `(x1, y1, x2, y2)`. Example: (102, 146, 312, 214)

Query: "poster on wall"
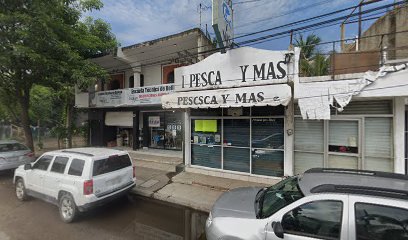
(148, 116, 161, 127)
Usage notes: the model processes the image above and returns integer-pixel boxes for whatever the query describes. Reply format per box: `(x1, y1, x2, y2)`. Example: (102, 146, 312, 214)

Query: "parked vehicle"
(206, 168, 408, 240)
(14, 147, 136, 223)
(0, 140, 35, 171)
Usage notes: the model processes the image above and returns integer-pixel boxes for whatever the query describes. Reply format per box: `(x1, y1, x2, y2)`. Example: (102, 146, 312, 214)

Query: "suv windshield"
(256, 176, 303, 219)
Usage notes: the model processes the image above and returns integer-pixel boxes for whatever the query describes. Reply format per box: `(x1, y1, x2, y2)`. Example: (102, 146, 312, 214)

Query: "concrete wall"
(333, 51, 380, 75)
(142, 65, 162, 86)
(359, 6, 408, 60)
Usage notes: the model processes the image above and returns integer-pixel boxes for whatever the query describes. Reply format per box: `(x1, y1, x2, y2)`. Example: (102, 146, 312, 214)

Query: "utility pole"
(358, 2, 362, 41)
(199, 3, 202, 30)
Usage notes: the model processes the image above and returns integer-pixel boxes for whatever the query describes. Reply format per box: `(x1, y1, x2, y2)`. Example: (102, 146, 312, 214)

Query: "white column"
(284, 99, 295, 176)
(184, 109, 191, 166)
(394, 97, 405, 174)
(131, 65, 141, 87)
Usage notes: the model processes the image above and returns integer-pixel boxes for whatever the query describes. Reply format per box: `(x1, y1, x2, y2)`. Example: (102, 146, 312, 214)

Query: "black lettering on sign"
(235, 93, 247, 103)
(221, 94, 230, 104)
(240, 65, 249, 82)
(267, 62, 276, 79)
(257, 92, 265, 102)
(277, 61, 287, 79)
(253, 63, 265, 80)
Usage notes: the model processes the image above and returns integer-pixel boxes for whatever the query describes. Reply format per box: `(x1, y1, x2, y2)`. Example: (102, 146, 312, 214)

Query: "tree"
(0, 0, 116, 150)
(294, 34, 330, 77)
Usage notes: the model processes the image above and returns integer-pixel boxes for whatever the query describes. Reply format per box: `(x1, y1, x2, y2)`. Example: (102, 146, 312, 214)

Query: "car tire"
(59, 193, 78, 223)
(15, 178, 28, 201)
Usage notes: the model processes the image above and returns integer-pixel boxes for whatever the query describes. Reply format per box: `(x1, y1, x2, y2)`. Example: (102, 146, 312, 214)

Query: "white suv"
(206, 168, 408, 240)
(14, 148, 136, 223)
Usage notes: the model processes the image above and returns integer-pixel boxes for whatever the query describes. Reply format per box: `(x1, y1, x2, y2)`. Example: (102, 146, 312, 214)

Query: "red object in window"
(132, 166, 136, 178)
(339, 146, 347, 152)
(83, 180, 93, 195)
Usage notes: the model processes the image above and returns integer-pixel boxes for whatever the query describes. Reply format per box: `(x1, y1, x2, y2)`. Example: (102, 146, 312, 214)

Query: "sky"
(85, 0, 396, 53)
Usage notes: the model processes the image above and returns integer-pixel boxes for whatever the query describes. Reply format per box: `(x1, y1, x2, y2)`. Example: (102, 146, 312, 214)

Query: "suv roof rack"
(305, 168, 408, 181)
(310, 184, 408, 200)
(60, 150, 94, 157)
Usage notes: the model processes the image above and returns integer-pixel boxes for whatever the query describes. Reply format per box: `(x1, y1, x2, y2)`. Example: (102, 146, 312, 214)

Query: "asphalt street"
(0, 170, 205, 240)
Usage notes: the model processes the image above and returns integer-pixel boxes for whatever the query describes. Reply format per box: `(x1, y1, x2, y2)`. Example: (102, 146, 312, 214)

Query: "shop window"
(252, 106, 284, 116)
(223, 119, 250, 173)
(223, 107, 250, 116)
(329, 121, 358, 154)
(191, 119, 222, 169)
(252, 118, 284, 177)
(191, 108, 222, 116)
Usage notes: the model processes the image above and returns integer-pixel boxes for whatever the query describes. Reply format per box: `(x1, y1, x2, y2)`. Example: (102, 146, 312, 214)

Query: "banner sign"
(128, 84, 174, 105)
(174, 47, 293, 92)
(148, 116, 161, 127)
(212, 0, 233, 50)
(162, 84, 291, 109)
(89, 84, 174, 108)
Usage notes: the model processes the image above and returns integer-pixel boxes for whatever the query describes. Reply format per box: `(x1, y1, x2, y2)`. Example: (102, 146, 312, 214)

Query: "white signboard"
(92, 89, 126, 107)
(148, 116, 161, 127)
(89, 84, 174, 108)
(175, 47, 293, 92)
(128, 84, 174, 105)
(162, 84, 291, 109)
(212, 0, 233, 49)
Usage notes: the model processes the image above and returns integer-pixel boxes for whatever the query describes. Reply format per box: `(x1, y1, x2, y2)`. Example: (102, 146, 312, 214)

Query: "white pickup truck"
(14, 148, 136, 223)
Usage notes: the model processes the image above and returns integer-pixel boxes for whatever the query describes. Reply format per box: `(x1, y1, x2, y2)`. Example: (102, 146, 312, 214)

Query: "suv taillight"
(25, 152, 34, 158)
(132, 166, 136, 178)
(83, 180, 93, 195)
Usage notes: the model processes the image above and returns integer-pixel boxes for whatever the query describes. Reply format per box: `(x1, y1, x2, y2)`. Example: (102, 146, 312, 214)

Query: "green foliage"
(0, 0, 117, 148)
(294, 34, 329, 77)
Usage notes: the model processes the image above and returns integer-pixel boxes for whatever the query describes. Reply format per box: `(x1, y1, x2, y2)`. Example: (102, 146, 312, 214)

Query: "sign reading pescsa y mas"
(175, 47, 292, 92)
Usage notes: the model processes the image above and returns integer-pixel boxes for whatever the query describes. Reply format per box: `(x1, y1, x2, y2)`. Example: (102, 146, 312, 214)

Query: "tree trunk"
(18, 87, 34, 151)
(66, 102, 73, 148)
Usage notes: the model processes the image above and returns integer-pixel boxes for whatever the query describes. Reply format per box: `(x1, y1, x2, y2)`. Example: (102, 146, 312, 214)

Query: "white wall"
(142, 65, 162, 86)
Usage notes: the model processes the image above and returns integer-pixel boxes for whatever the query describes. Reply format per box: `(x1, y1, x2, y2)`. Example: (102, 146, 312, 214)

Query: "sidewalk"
(131, 161, 279, 213)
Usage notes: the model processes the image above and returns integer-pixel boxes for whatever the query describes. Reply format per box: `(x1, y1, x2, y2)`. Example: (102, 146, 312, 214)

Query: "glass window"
(224, 119, 250, 147)
(355, 203, 408, 240)
(191, 108, 222, 116)
(252, 118, 284, 149)
(191, 119, 222, 169)
(329, 120, 358, 154)
(164, 112, 183, 150)
(257, 177, 303, 219)
(252, 149, 284, 177)
(33, 155, 53, 171)
(50, 156, 69, 174)
(223, 148, 250, 173)
(68, 159, 85, 176)
(252, 106, 284, 116)
(223, 107, 250, 116)
(282, 201, 343, 240)
(92, 154, 132, 176)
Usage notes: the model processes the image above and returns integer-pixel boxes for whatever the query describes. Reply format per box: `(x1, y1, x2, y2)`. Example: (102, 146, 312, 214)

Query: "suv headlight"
(206, 212, 213, 228)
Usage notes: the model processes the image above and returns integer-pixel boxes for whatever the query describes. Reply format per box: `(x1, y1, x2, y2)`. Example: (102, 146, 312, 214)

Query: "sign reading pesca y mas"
(174, 47, 294, 92)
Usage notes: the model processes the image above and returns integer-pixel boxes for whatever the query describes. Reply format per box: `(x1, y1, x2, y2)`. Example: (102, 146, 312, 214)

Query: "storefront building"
(162, 47, 298, 179)
(75, 28, 214, 151)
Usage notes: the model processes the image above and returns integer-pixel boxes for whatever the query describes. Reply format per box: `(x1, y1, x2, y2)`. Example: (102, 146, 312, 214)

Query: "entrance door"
(143, 113, 165, 149)
(328, 120, 361, 169)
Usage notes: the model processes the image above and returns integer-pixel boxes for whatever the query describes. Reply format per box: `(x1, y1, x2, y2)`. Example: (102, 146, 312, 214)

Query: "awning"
(161, 84, 291, 109)
(105, 112, 133, 127)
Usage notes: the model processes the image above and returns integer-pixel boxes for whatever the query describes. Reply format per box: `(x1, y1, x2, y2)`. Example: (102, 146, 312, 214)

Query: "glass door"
(146, 113, 165, 149)
(223, 119, 251, 173)
(328, 120, 360, 169)
(251, 118, 284, 177)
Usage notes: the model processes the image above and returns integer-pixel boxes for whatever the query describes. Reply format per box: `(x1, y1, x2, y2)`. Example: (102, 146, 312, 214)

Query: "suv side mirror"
(24, 163, 32, 170)
(272, 221, 284, 239)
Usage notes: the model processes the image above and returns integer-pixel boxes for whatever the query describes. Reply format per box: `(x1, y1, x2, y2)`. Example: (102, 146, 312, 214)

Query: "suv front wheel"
(15, 178, 28, 201)
(59, 193, 78, 223)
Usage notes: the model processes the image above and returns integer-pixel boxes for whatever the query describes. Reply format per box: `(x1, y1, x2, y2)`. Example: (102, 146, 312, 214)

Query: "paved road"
(0, 170, 206, 240)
